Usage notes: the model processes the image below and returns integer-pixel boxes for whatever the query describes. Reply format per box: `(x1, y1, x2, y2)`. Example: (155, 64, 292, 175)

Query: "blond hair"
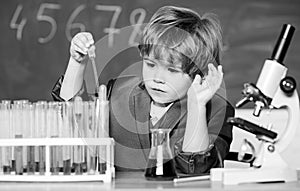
(139, 6, 223, 78)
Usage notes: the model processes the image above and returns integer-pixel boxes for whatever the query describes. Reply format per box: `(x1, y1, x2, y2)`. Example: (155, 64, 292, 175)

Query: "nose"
(153, 69, 165, 84)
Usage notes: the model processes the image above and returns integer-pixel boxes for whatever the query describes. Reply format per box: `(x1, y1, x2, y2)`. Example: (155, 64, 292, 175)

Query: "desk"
(0, 171, 300, 191)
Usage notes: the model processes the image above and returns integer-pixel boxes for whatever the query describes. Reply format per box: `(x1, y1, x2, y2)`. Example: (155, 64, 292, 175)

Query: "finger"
(73, 39, 88, 54)
(80, 32, 94, 48)
(72, 52, 84, 62)
(218, 65, 223, 75)
(72, 42, 87, 55)
(192, 74, 201, 85)
(88, 45, 96, 58)
(206, 63, 213, 77)
(85, 32, 95, 47)
(208, 63, 217, 74)
(73, 33, 91, 51)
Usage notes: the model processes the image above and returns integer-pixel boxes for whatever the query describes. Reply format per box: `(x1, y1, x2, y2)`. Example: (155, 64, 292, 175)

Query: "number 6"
(65, 5, 86, 42)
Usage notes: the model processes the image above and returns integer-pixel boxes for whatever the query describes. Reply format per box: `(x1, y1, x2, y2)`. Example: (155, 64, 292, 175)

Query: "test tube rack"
(0, 137, 115, 182)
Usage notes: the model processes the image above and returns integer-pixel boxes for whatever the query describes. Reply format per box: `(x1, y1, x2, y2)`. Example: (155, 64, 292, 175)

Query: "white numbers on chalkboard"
(10, 4, 27, 41)
(37, 3, 61, 43)
(129, 8, 146, 46)
(9, 3, 147, 47)
(95, 5, 122, 47)
(65, 5, 87, 42)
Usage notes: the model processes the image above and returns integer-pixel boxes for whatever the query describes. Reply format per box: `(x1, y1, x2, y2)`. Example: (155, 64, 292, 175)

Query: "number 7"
(95, 5, 122, 47)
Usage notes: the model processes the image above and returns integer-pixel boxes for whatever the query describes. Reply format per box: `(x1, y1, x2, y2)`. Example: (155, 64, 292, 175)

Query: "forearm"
(182, 105, 210, 152)
(60, 57, 86, 100)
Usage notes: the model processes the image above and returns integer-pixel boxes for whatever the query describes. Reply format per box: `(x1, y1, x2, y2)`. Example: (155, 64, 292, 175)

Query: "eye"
(168, 67, 181, 73)
(145, 61, 155, 68)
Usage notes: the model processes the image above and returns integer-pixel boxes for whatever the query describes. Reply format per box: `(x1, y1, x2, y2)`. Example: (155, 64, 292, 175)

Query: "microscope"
(211, 24, 300, 185)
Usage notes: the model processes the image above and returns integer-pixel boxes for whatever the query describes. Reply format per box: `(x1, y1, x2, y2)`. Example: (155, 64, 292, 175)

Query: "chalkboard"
(1, 0, 300, 105)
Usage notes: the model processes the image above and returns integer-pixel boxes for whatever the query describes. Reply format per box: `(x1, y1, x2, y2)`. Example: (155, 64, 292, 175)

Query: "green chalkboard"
(1, 0, 300, 105)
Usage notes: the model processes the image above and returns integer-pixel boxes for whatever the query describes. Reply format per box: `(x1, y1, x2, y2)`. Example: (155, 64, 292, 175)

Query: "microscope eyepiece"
(271, 24, 295, 64)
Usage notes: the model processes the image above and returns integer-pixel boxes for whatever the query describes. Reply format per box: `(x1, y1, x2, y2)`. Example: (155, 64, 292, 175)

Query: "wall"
(0, 0, 300, 103)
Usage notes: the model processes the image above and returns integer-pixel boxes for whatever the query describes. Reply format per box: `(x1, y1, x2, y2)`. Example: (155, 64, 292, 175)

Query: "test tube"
(61, 102, 72, 175)
(48, 102, 60, 175)
(57, 102, 64, 173)
(0, 103, 5, 173)
(81, 102, 88, 174)
(73, 97, 84, 174)
(0, 103, 2, 174)
(27, 104, 36, 174)
(21, 101, 29, 173)
(96, 85, 109, 174)
(13, 100, 25, 175)
(85, 101, 96, 174)
(33, 102, 40, 174)
(37, 101, 47, 175)
(1, 100, 12, 174)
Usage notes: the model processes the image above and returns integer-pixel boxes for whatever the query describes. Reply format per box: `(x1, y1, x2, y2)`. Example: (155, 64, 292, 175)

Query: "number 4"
(10, 4, 27, 41)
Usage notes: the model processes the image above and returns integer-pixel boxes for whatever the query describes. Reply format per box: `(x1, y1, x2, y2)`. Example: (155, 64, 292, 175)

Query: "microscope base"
(211, 167, 297, 185)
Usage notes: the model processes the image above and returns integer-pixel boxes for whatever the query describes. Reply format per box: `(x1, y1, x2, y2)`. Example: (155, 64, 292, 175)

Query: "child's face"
(142, 55, 193, 104)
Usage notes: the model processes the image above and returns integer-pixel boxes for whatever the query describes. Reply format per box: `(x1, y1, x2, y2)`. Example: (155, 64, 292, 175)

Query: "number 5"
(37, 3, 61, 44)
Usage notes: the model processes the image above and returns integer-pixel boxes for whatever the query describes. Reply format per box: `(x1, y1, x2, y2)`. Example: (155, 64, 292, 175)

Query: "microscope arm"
(270, 88, 300, 153)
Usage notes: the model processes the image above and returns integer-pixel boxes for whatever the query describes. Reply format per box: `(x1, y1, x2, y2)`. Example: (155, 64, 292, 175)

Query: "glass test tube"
(57, 103, 64, 173)
(81, 101, 88, 174)
(73, 97, 84, 175)
(27, 104, 36, 174)
(0, 103, 4, 173)
(1, 100, 12, 174)
(13, 100, 26, 175)
(48, 102, 60, 175)
(0, 103, 2, 174)
(33, 102, 39, 174)
(37, 101, 47, 175)
(96, 85, 109, 174)
(21, 101, 29, 173)
(86, 101, 96, 174)
(61, 102, 72, 175)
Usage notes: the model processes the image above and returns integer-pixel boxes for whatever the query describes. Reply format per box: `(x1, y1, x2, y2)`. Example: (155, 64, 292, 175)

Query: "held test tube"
(96, 85, 109, 174)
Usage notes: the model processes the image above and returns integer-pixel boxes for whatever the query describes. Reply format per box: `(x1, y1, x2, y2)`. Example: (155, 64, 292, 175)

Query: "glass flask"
(145, 129, 177, 180)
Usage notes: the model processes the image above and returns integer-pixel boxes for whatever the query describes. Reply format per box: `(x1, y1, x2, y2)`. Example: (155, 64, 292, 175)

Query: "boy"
(52, 6, 234, 174)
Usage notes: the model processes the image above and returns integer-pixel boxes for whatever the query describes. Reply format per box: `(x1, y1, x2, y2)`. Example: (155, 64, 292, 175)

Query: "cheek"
(169, 78, 192, 97)
(142, 64, 152, 80)
(142, 66, 149, 80)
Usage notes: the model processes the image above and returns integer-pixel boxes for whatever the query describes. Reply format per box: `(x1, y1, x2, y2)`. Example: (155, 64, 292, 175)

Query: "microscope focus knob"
(280, 76, 296, 94)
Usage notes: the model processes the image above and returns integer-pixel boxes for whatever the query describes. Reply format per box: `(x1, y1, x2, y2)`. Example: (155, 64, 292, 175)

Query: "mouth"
(151, 88, 166, 93)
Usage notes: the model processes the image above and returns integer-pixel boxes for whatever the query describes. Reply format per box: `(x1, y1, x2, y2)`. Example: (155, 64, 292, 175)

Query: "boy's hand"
(187, 63, 223, 106)
(70, 32, 95, 63)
